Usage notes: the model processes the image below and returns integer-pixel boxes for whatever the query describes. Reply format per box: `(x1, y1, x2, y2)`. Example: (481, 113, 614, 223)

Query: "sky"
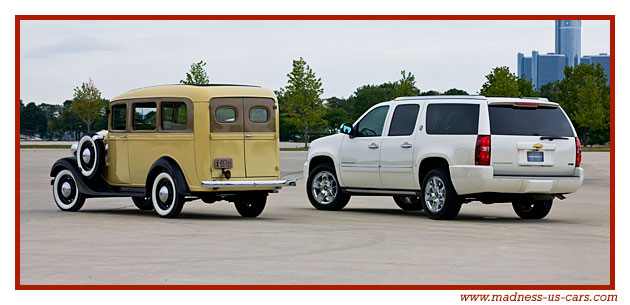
(19, 20, 610, 104)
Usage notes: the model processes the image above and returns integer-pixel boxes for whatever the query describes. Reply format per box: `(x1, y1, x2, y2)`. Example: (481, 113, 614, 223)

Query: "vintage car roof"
(112, 84, 276, 102)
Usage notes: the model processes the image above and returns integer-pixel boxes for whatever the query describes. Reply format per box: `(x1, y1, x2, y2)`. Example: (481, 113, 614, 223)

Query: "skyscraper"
(555, 20, 582, 67)
(517, 20, 609, 89)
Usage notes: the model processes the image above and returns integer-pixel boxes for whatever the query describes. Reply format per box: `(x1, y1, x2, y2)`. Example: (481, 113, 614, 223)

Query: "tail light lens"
(475, 135, 491, 166)
(575, 137, 582, 167)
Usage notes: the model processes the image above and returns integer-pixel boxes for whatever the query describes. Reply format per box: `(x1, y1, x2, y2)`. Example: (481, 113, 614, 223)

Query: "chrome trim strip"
(493, 175, 581, 180)
(201, 180, 296, 188)
(380, 165, 413, 169)
(341, 164, 379, 168)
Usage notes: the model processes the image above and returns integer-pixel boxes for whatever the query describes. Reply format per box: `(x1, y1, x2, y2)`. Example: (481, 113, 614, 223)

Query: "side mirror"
(340, 123, 355, 138)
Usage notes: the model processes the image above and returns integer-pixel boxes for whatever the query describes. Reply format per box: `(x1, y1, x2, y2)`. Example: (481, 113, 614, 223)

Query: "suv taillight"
(475, 135, 491, 166)
(575, 137, 582, 167)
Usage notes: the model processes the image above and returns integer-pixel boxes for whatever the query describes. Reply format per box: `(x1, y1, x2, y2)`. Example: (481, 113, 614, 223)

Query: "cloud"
(24, 35, 119, 59)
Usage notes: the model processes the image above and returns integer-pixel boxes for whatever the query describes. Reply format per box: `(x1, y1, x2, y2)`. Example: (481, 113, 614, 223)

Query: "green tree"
(323, 107, 349, 133)
(20, 102, 47, 135)
(479, 66, 521, 97)
(72, 78, 106, 132)
(326, 96, 353, 117)
(391, 70, 420, 98)
(420, 90, 441, 96)
(517, 76, 538, 97)
(443, 88, 468, 95)
(538, 82, 559, 103)
(347, 83, 394, 120)
(557, 63, 610, 143)
(279, 57, 325, 147)
(180, 60, 210, 85)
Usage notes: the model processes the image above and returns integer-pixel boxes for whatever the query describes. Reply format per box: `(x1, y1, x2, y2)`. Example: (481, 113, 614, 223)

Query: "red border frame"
(15, 15, 615, 290)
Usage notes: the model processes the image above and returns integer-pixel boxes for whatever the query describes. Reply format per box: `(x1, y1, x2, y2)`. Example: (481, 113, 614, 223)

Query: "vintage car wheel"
(151, 171, 184, 218)
(234, 194, 267, 218)
(307, 163, 350, 211)
(77, 135, 105, 180)
(132, 197, 154, 210)
(393, 196, 424, 211)
(421, 168, 461, 220)
(512, 198, 553, 219)
(52, 169, 86, 212)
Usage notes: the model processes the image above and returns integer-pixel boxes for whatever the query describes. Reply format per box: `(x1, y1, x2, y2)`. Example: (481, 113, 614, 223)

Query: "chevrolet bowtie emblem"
(533, 143, 543, 149)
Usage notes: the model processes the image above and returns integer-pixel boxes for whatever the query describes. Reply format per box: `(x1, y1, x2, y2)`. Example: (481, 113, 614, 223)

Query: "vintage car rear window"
(426, 104, 479, 135)
(133, 102, 157, 130)
(216, 107, 237, 122)
(249, 107, 269, 123)
(161, 102, 188, 130)
(489, 105, 574, 137)
(112, 104, 127, 131)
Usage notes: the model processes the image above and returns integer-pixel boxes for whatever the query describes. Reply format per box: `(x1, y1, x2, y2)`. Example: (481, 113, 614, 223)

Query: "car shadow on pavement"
(339, 208, 569, 224)
(78, 208, 282, 221)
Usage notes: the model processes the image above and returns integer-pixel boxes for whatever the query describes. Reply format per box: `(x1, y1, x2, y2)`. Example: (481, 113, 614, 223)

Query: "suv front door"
(339, 105, 389, 189)
(379, 103, 421, 189)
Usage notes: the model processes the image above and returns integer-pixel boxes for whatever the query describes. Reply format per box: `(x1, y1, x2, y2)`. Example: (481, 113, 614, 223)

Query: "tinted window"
(112, 104, 126, 131)
(355, 106, 389, 137)
(489, 105, 574, 136)
(388, 104, 420, 136)
(133, 102, 157, 130)
(216, 107, 236, 122)
(426, 104, 479, 135)
(161, 102, 188, 130)
(250, 107, 269, 123)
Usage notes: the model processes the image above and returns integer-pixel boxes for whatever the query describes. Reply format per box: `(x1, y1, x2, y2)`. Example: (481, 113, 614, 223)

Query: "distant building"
(517, 20, 610, 89)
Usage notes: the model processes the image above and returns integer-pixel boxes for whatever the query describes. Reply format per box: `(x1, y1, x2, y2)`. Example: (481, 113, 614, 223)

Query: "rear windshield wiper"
(539, 136, 569, 140)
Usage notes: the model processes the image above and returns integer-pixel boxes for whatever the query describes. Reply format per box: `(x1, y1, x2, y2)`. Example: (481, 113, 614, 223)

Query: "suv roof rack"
(394, 95, 486, 101)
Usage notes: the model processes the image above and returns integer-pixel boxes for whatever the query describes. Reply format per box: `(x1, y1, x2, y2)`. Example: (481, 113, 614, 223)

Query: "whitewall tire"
(52, 169, 86, 212)
(77, 136, 104, 179)
(151, 171, 184, 218)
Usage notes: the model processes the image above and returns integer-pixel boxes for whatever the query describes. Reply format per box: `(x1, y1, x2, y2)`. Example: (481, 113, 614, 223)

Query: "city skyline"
(20, 20, 610, 104)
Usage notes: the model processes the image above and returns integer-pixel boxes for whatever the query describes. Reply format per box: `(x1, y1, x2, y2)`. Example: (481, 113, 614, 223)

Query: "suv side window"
(133, 102, 157, 131)
(161, 102, 188, 130)
(111, 104, 127, 131)
(355, 106, 389, 137)
(388, 104, 420, 136)
(426, 104, 479, 135)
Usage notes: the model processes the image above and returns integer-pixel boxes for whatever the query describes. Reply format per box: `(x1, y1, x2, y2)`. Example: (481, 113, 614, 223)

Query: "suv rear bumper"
(449, 166, 584, 195)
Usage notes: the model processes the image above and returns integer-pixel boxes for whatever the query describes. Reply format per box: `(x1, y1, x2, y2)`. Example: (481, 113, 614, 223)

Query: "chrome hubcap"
(311, 171, 338, 205)
(424, 176, 446, 213)
(61, 182, 72, 198)
(82, 148, 91, 164)
(159, 186, 169, 202)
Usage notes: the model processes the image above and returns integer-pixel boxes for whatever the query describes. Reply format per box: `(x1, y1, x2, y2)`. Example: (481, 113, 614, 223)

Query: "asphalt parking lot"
(19, 149, 610, 285)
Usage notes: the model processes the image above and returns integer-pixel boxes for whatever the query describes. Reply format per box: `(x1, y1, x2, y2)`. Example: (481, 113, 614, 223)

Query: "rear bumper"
(449, 166, 584, 195)
(201, 179, 296, 189)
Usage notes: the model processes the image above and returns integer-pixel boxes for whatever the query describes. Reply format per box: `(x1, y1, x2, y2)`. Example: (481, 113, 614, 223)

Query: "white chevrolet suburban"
(303, 96, 584, 220)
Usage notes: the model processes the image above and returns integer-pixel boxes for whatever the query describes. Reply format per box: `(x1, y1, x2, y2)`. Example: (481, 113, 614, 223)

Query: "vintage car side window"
(111, 104, 127, 131)
(249, 107, 269, 123)
(161, 102, 188, 130)
(426, 103, 479, 135)
(216, 107, 237, 122)
(355, 106, 389, 137)
(388, 104, 420, 136)
(133, 102, 157, 131)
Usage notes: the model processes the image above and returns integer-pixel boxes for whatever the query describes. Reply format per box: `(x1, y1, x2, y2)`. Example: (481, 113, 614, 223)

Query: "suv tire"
(512, 198, 553, 219)
(307, 163, 350, 211)
(421, 168, 461, 220)
(151, 170, 185, 218)
(393, 196, 423, 211)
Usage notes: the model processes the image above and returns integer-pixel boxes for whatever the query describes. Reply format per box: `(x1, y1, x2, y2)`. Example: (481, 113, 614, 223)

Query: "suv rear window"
(426, 104, 479, 135)
(489, 105, 574, 137)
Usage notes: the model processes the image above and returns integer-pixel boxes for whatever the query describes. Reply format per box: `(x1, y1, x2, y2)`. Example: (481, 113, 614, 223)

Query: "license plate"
(527, 151, 544, 162)
(214, 158, 233, 169)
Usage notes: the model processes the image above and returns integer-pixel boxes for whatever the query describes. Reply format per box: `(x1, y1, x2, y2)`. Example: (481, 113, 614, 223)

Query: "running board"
(342, 188, 420, 196)
(201, 180, 296, 189)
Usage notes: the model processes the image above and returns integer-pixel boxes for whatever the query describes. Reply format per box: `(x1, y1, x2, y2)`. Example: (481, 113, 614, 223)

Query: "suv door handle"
(400, 142, 412, 148)
(368, 143, 379, 149)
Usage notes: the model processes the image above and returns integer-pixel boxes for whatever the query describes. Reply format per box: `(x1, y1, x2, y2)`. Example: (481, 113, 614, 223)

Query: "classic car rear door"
(243, 98, 278, 177)
(209, 98, 246, 178)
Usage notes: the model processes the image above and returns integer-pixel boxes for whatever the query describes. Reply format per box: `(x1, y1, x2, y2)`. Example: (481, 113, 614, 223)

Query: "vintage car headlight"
(70, 142, 78, 157)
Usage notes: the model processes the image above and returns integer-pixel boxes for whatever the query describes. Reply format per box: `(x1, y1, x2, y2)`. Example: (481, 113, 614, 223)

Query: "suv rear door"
(379, 103, 421, 189)
(488, 101, 577, 177)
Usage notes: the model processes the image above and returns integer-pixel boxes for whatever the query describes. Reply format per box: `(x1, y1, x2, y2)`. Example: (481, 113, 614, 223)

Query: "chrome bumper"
(201, 179, 296, 188)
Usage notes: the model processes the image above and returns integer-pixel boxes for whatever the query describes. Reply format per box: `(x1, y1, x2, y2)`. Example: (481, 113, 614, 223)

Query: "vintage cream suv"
(304, 96, 584, 220)
(50, 84, 295, 218)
